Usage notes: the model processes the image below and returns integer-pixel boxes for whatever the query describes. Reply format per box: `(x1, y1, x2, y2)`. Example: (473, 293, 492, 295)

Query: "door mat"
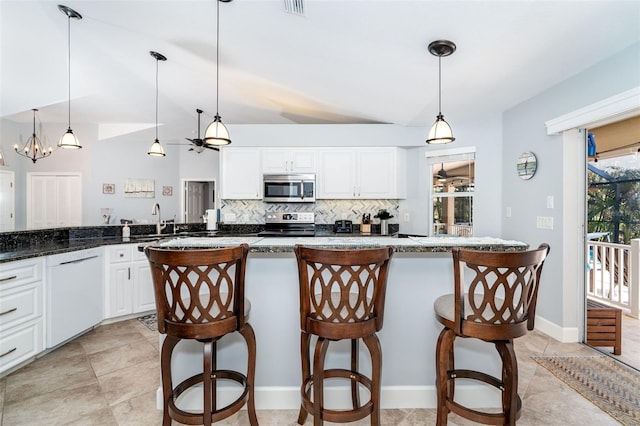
(533, 355, 640, 425)
(137, 313, 157, 331)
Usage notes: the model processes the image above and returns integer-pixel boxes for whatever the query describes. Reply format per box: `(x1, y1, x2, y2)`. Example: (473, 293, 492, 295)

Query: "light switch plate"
(547, 196, 554, 209)
(536, 216, 554, 230)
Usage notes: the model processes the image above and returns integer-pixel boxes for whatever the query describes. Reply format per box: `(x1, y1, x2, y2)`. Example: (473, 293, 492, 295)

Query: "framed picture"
(102, 183, 115, 194)
(162, 186, 173, 196)
(124, 178, 155, 198)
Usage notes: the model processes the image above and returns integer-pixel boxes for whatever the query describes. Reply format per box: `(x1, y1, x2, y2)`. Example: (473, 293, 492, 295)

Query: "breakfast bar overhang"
(149, 236, 528, 410)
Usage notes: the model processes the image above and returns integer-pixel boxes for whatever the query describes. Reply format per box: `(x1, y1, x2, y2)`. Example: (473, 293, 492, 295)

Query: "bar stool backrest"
(295, 245, 394, 340)
(145, 244, 249, 340)
(453, 243, 550, 340)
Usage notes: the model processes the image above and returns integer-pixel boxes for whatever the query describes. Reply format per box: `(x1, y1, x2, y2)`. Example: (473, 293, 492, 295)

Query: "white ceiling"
(1, 0, 639, 145)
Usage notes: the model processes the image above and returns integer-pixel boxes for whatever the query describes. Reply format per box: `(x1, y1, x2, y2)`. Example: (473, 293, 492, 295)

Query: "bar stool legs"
(297, 333, 382, 426)
(436, 327, 523, 425)
(158, 324, 257, 426)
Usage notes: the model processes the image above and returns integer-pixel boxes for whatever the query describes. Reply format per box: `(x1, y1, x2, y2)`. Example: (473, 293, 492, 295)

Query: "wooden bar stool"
(294, 244, 394, 426)
(145, 244, 258, 426)
(434, 244, 550, 425)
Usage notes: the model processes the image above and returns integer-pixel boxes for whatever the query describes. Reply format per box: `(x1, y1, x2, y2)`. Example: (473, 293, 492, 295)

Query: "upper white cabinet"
(317, 148, 406, 199)
(262, 149, 316, 173)
(220, 148, 262, 199)
(220, 146, 406, 200)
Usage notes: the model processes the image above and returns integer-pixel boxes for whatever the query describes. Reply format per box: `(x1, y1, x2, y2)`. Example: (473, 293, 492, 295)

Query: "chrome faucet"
(151, 203, 167, 235)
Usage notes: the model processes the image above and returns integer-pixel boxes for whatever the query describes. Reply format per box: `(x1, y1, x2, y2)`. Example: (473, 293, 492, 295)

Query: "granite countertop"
(0, 231, 528, 263)
(153, 235, 528, 253)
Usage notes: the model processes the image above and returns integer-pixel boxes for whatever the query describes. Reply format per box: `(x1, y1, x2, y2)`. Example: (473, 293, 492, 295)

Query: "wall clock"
(517, 152, 537, 180)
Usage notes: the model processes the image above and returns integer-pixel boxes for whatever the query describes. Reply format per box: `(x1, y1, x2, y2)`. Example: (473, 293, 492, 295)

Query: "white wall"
(502, 42, 640, 329)
(399, 112, 503, 237)
(225, 123, 425, 148)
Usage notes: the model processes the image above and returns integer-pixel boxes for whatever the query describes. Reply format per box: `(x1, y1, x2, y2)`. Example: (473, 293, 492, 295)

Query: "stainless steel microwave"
(263, 174, 316, 203)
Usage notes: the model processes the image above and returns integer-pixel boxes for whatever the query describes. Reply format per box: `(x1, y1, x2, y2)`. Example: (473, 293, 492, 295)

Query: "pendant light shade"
(14, 109, 53, 163)
(148, 51, 167, 157)
(148, 139, 165, 156)
(204, 114, 231, 146)
(204, 0, 232, 147)
(58, 5, 82, 149)
(426, 40, 456, 145)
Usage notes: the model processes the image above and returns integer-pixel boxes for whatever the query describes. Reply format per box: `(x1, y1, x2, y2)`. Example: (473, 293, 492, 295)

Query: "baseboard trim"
(535, 315, 580, 343)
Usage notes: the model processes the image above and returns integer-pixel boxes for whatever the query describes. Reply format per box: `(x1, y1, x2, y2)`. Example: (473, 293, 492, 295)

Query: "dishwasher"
(46, 247, 103, 348)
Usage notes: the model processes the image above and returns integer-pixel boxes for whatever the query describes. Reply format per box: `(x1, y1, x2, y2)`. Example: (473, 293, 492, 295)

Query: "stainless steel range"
(258, 212, 315, 237)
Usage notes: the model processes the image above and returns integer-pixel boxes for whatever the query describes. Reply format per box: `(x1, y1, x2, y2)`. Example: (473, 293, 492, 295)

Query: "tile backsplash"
(220, 199, 399, 225)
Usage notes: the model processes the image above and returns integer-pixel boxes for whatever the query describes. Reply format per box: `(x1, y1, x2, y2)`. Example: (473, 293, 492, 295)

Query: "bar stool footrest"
(446, 369, 522, 425)
(168, 370, 250, 425)
(301, 368, 374, 423)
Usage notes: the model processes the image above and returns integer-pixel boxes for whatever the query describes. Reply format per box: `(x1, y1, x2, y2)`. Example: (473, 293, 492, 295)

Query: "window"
(426, 148, 475, 236)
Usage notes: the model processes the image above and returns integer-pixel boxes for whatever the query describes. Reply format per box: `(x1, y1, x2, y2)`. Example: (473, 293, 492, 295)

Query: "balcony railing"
(433, 223, 473, 237)
(587, 238, 640, 318)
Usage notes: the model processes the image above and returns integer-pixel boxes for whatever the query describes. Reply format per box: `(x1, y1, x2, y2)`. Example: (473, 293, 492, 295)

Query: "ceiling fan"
(435, 163, 469, 183)
(186, 109, 220, 152)
(169, 109, 219, 153)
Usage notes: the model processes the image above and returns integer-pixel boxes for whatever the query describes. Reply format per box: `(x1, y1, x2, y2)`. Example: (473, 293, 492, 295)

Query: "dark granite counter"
(150, 235, 528, 254)
(0, 222, 526, 263)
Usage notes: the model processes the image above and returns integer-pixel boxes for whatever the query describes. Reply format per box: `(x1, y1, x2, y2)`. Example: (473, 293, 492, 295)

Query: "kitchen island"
(147, 235, 527, 411)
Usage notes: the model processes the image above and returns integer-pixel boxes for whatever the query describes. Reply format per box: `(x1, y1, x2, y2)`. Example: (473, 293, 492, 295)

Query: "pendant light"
(14, 109, 53, 163)
(203, 0, 232, 146)
(58, 5, 82, 149)
(148, 51, 167, 157)
(426, 40, 456, 144)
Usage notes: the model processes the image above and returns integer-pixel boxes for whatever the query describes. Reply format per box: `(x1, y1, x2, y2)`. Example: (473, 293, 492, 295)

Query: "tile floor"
(0, 319, 623, 425)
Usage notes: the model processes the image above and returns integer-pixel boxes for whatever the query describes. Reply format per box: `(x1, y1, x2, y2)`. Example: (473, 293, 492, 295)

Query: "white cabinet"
(220, 148, 262, 199)
(0, 258, 45, 375)
(105, 244, 155, 319)
(317, 147, 406, 199)
(262, 148, 316, 173)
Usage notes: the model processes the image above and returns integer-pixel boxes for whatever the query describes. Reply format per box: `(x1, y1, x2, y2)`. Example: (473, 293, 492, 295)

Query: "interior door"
(0, 170, 15, 231)
(27, 173, 82, 229)
(184, 180, 215, 223)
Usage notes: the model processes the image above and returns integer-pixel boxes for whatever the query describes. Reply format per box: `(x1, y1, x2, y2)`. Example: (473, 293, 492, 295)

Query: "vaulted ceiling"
(1, 0, 639, 145)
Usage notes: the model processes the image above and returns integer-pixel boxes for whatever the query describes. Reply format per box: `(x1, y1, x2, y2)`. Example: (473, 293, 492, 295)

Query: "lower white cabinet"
(105, 244, 155, 319)
(0, 258, 45, 375)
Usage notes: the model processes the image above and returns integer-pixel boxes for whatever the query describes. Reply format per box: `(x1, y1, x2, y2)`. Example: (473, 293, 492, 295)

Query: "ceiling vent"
(283, 0, 305, 16)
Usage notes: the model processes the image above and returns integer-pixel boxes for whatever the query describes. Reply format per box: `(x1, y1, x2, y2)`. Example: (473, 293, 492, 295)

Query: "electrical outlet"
(536, 216, 554, 230)
(223, 213, 236, 223)
(403, 213, 410, 222)
(506, 207, 512, 218)
(547, 196, 554, 209)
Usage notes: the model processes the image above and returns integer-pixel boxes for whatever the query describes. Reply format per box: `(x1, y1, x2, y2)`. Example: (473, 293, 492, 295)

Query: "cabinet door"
(132, 261, 155, 313)
(108, 263, 132, 317)
(220, 148, 261, 199)
(357, 149, 396, 198)
(261, 149, 289, 173)
(316, 150, 356, 199)
(261, 149, 316, 173)
(289, 150, 316, 172)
